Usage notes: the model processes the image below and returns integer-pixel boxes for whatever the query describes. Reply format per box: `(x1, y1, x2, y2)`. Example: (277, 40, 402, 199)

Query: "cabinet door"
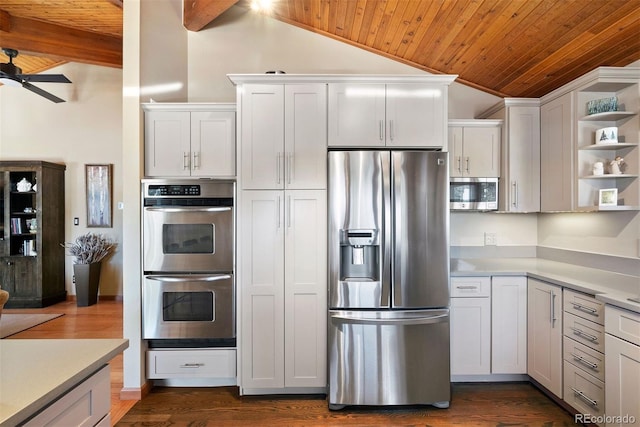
(505, 106, 540, 212)
(527, 278, 563, 398)
(1, 256, 37, 301)
(541, 93, 574, 212)
(450, 297, 491, 375)
(463, 127, 500, 177)
(327, 83, 385, 147)
(492, 276, 527, 374)
(449, 127, 464, 177)
(191, 111, 236, 177)
(284, 190, 327, 387)
(241, 85, 285, 189)
(240, 191, 285, 389)
(144, 111, 191, 177)
(605, 334, 640, 426)
(285, 85, 327, 189)
(386, 83, 446, 148)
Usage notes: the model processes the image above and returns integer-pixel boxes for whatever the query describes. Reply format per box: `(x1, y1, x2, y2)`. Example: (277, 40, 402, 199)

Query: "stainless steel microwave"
(450, 177, 498, 211)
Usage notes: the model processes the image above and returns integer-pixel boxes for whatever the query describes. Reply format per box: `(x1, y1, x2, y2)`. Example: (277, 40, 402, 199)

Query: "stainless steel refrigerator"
(328, 150, 450, 410)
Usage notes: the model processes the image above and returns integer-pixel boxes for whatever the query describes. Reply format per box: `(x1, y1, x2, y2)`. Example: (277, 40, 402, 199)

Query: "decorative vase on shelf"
(16, 178, 32, 192)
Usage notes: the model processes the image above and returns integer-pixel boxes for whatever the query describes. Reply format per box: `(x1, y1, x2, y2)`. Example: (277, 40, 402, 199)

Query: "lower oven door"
(143, 274, 235, 340)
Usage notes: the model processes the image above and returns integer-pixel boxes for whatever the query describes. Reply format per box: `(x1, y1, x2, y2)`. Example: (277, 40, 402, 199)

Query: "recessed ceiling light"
(251, 0, 273, 12)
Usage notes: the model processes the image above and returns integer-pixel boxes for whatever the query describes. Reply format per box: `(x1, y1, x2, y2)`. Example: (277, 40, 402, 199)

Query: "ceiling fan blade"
(19, 74, 72, 84)
(22, 81, 66, 103)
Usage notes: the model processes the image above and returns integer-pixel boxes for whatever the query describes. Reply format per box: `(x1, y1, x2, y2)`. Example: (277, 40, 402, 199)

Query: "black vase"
(74, 262, 101, 307)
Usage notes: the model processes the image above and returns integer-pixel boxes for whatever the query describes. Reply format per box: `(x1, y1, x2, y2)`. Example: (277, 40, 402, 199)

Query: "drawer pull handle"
(572, 303, 598, 316)
(456, 285, 478, 290)
(180, 363, 205, 368)
(570, 387, 598, 408)
(570, 327, 598, 342)
(570, 352, 598, 370)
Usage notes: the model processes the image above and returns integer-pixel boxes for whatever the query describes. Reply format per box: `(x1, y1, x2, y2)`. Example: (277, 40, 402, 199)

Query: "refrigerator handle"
(381, 151, 392, 308)
(330, 312, 449, 326)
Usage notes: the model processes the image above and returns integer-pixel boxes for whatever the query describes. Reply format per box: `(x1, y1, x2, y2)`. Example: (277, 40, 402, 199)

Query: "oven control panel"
(147, 185, 200, 197)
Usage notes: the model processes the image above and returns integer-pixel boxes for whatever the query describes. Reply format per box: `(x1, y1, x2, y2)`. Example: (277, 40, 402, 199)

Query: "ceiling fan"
(0, 48, 71, 103)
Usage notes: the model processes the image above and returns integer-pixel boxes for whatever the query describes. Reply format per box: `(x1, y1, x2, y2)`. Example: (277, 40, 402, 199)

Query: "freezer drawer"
(328, 309, 450, 408)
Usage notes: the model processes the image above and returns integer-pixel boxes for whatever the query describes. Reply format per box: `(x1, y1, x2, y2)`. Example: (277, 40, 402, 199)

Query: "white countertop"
(452, 257, 640, 313)
(0, 338, 129, 427)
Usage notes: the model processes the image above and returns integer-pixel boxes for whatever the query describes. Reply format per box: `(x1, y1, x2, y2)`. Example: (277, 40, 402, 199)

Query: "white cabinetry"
(539, 66, 640, 212)
(562, 289, 606, 423)
(480, 99, 540, 212)
(24, 365, 110, 427)
(527, 278, 563, 398)
(240, 84, 327, 190)
(240, 190, 326, 392)
(448, 120, 501, 178)
(491, 276, 527, 374)
(541, 92, 575, 211)
(143, 103, 236, 178)
(450, 277, 491, 375)
(605, 305, 640, 427)
(327, 77, 456, 149)
(451, 276, 527, 379)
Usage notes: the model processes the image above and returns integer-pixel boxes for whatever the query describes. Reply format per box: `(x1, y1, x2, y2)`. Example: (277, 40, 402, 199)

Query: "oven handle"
(144, 207, 232, 213)
(146, 274, 232, 282)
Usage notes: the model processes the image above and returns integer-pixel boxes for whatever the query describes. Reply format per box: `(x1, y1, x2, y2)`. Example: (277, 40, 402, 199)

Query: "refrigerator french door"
(328, 150, 450, 409)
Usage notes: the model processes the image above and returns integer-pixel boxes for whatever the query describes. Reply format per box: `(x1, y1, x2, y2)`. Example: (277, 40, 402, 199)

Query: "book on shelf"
(10, 218, 22, 235)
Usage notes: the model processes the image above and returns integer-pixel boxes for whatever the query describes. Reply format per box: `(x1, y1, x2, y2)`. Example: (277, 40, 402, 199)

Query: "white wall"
(0, 63, 124, 296)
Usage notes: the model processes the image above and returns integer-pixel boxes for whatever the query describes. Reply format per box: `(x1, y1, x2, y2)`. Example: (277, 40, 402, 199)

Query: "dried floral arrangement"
(62, 232, 117, 264)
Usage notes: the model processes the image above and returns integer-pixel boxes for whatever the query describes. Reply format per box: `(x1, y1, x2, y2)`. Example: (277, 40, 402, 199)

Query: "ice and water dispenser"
(339, 229, 380, 281)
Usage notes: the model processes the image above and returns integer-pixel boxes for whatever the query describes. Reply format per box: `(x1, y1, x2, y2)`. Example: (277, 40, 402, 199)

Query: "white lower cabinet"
(491, 276, 527, 374)
(605, 305, 640, 427)
(527, 278, 563, 398)
(451, 276, 527, 378)
(450, 278, 491, 375)
(25, 365, 110, 427)
(240, 190, 326, 393)
(147, 349, 236, 386)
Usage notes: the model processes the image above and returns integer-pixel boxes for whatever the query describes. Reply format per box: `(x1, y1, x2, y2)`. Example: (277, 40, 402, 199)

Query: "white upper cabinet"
(480, 99, 541, 212)
(327, 77, 455, 149)
(143, 104, 236, 178)
(540, 92, 575, 212)
(449, 120, 501, 178)
(241, 84, 327, 190)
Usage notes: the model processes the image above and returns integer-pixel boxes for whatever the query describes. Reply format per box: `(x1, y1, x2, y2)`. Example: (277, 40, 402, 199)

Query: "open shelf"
(579, 111, 636, 122)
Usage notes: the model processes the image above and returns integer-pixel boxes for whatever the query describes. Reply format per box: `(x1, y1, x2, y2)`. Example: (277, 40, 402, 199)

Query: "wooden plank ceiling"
(1, 0, 639, 98)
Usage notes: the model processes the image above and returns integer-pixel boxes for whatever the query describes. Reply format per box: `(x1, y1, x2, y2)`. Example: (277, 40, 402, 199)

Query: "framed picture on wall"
(85, 164, 113, 227)
(598, 188, 618, 207)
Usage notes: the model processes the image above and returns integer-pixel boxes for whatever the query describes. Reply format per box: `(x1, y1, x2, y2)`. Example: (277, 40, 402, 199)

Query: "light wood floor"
(4, 300, 580, 426)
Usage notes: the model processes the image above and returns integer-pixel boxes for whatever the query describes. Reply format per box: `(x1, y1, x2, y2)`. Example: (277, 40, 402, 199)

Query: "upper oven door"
(143, 205, 233, 273)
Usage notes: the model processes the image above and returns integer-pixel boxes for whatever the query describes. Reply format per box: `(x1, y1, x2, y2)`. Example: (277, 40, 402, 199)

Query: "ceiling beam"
(183, 0, 239, 31)
(0, 10, 121, 68)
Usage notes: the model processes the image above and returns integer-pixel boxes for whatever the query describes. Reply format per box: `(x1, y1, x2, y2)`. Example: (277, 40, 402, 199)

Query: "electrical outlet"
(72, 275, 75, 284)
(484, 232, 497, 246)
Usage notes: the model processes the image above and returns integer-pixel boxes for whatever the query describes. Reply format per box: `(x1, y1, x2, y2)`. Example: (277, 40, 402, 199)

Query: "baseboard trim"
(67, 295, 124, 302)
(120, 380, 152, 401)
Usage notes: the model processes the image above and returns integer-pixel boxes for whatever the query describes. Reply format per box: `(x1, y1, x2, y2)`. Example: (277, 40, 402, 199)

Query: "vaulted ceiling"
(1, 0, 639, 98)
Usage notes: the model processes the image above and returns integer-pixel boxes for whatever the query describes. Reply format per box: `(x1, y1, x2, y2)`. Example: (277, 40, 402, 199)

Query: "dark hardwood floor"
(4, 299, 580, 426)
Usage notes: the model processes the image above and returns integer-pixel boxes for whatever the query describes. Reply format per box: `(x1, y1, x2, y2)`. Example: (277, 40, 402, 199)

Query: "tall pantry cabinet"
(0, 161, 66, 307)
(229, 75, 327, 394)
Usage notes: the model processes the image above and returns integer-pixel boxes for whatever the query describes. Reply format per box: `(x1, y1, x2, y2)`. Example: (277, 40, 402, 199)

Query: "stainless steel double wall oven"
(142, 179, 235, 347)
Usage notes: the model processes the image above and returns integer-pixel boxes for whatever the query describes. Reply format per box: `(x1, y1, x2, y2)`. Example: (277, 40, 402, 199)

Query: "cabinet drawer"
(563, 361, 605, 425)
(147, 349, 236, 379)
(563, 336, 605, 382)
(564, 312, 605, 353)
(605, 305, 640, 346)
(563, 289, 604, 325)
(451, 277, 490, 297)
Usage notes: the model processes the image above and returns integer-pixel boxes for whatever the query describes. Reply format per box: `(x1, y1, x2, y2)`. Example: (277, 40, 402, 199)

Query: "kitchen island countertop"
(452, 257, 640, 313)
(0, 338, 129, 426)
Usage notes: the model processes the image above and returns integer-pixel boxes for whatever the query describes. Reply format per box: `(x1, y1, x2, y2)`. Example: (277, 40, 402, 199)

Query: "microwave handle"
(146, 274, 232, 282)
(145, 206, 232, 213)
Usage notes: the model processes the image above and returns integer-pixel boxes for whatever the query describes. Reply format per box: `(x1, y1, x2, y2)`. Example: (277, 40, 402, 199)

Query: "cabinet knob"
(7, 261, 14, 266)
